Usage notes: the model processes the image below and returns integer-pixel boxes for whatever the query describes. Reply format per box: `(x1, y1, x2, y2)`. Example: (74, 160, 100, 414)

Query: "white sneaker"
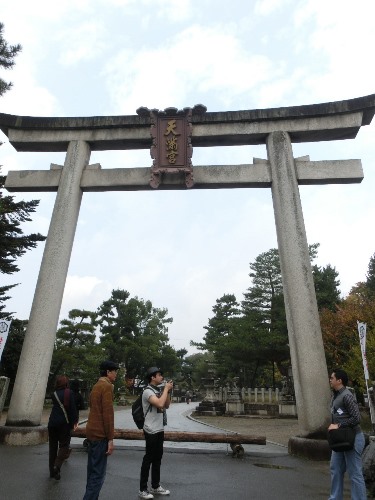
(138, 491, 154, 499)
(150, 485, 170, 495)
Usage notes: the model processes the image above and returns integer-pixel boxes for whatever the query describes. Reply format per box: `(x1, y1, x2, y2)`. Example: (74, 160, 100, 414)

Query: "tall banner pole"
(357, 321, 375, 428)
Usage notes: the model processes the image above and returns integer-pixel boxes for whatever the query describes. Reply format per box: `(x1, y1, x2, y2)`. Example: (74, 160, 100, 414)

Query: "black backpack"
(131, 386, 157, 429)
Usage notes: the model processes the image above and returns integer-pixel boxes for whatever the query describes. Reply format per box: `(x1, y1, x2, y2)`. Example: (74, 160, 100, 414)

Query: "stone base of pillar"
(0, 425, 48, 446)
(288, 435, 330, 461)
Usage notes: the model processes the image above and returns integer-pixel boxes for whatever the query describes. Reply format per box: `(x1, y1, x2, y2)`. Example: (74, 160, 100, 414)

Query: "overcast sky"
(1, 0, 375, 354)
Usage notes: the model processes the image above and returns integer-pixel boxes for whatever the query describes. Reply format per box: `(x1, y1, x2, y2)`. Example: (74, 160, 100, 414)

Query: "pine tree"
(49, 309, 98, 391)
(0, 173, 46, 274)
(97, 289, 177, 379)
(0, 172, 46, 317)
(0, 319, 27, 399)
(241, 249, 289, 378)
(0, 25, 45, 317)
(312, 263, 341, 311)
(192, 293, 241, 351)
(0, 22, 22, 97)
(366, 253, 375, 294)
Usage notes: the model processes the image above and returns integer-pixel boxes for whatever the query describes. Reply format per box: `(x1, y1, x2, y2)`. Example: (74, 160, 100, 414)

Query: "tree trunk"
(72, 427, 266, 445)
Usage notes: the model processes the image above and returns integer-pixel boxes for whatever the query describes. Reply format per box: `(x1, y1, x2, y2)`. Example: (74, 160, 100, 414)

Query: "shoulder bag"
(327, 426, 356, 452)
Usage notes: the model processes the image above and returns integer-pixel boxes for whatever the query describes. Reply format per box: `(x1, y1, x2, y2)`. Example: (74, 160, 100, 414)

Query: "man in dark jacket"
(328, 369, 367, 499)
(48, 375, 78, 480)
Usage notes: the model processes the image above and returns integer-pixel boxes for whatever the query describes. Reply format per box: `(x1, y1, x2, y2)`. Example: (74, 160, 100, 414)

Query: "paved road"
(0, 403, 351, 499)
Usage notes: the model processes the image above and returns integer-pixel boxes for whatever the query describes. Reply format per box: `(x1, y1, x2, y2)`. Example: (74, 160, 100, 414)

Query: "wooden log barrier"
(72, 427, 266, 445)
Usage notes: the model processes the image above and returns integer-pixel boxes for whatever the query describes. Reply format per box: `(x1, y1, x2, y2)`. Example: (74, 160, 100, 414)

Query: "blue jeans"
(329, 431, 367, 500)
(83, 439, 108, 500)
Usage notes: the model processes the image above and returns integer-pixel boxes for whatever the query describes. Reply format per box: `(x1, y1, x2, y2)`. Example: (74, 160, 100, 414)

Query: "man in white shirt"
(138, 367, 173, 499)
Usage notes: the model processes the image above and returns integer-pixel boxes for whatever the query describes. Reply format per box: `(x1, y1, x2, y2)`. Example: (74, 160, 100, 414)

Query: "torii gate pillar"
(267, 131, 330, 435)
(1, 141, 90, 443)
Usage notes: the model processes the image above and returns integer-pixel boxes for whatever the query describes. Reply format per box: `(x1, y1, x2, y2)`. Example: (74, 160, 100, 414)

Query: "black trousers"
(48, 424, 71, 474)
(140, 431, 164, 491)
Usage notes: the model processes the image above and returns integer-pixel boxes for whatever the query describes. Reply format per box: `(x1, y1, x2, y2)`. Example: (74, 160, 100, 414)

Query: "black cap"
(100, 360, 119, 372)
(147, 366, 163, 377)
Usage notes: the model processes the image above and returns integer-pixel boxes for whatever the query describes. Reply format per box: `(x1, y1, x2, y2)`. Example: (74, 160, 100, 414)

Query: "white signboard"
(357, 321, 369, 380)
(0, 320, 12, 362)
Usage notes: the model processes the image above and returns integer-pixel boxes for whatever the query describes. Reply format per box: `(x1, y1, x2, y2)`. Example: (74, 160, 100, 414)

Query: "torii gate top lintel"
(0, 93, 374, 152)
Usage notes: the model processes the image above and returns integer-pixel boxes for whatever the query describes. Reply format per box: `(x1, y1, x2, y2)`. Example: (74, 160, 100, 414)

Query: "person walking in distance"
(83, 360, 119, 500)
(139, 367, 173, 499)
(328, 368, 367, 500)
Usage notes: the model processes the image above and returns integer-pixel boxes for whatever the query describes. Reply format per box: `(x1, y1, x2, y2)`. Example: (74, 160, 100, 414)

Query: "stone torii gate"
(1, 94, 374, 446)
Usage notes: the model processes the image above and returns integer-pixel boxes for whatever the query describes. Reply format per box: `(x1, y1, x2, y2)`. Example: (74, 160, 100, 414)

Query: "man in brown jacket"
(83, 360, 119, 500)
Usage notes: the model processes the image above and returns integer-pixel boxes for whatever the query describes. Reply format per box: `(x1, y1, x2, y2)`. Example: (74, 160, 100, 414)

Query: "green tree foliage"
(0, 28, 43, 317)
(192, 293, 241, 352)
(181, 352, 215, 392)
(0, 284, 16, 319)
(319, 251, 375, 393)
(0, 172, 46, 275)
(195, 244, 341, 388)
(47, 290, 182, 396)
(366, 252, 375, 295)
(320, 282, 375, 394)
(192, 291, 287, 386)
(191, 294, 253, 383)
(241, 248, 289, 380)
(97, 289, 179, 380)
(240, 244, 339, 380)
(0, 319, 27, 402)
(0, 172, 46, 317)
(176, 348, 188, 360)
(313, 263, 341, 311)
(0, 22, 22, 97)
(0, 318, 27, 377)
(49, 309, 98, 390)
(242, 249, 283, 320)
(242, 243, 320, 319)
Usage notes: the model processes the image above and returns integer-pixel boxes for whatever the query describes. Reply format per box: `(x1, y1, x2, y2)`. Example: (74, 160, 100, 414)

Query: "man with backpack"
(139, 367, 173, 499)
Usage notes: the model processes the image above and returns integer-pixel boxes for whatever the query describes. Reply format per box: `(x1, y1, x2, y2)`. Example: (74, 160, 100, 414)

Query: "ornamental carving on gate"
(136, 104, 207, 188)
